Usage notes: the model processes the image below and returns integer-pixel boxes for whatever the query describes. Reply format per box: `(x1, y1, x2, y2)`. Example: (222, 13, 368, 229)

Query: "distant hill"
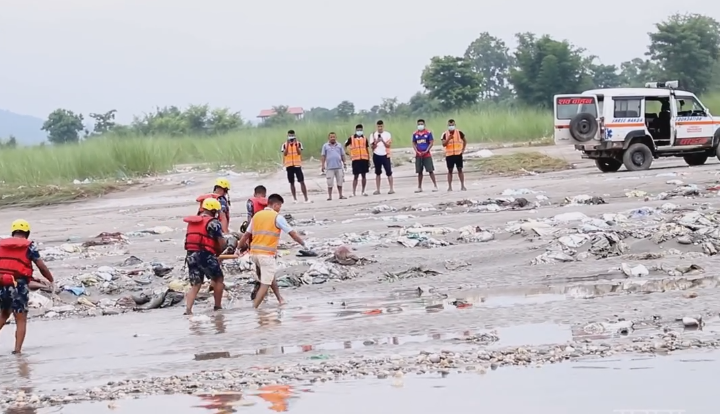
(0, 110, 47, 145)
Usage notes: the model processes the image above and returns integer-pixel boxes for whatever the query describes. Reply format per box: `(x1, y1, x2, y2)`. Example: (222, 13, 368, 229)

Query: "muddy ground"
(3, 144, 720, 408)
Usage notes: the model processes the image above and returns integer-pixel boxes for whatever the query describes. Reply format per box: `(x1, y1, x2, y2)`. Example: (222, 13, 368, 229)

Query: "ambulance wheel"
(683, 153, 708, 166)
(622, 143, 653, 171)
(569, 113, 598, 142)
(595, 158, 622, 173)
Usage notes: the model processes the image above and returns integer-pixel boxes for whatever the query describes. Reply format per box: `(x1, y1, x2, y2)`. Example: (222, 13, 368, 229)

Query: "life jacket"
(443, 130, 464, 156)
(283, 142, 302, 167)
(248, 197, 268, 218)
(249, 209, 281, 256)
(0, 238, 33, 287)
(183, 216, 217, 254)
(349, 136, 369, 161)
(196, 193, 230, 225)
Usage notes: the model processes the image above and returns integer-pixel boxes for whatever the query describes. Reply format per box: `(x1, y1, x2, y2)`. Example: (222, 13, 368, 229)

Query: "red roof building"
(257, 107, 304, 121)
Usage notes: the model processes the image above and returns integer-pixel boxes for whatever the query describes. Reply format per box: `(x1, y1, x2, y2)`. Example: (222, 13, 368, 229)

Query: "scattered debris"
(380, 266, 440, 282)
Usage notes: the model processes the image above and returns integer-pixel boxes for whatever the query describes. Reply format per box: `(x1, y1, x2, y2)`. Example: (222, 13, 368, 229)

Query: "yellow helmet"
(202, 198, 221, 211)
(215, 178, 230, 190)
(11, 219, 30, 233)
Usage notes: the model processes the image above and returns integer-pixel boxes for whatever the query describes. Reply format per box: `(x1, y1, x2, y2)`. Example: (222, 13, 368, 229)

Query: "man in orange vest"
(441, 119, 467, 191)
(281, 130, 310, 203)
(344, 124, 370, 197)
(183, 198, 226, 315)
(244, 185, 268, 230)
(238, 193, 308, 308)
(0, 219, 55, 354)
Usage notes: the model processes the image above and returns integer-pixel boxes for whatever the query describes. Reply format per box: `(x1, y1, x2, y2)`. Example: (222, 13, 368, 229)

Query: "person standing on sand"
(281, 130, 310, 203)
(0, 219, 54, 354)
(183, 198, 226, 315)
(321, 132, 347, 201)
(238, 193, 308, 309)
(441, 119, 467, 191)
(370, 120, 395, 195)
(412, 119, 439, 193)
(344, 124, 370, 197)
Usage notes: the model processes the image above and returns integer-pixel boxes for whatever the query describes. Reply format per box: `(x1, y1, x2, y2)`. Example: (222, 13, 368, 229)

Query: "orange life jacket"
(283, 142, 302, 167)
(248, 197, 268, 218)
(196, 193, 230, 225)
(249, 210, 281, 256)
(443, 130, 464, 156)
(183, 216, 217, 254)
(349, 136, 369, 161)
(0, 238, 33, 286)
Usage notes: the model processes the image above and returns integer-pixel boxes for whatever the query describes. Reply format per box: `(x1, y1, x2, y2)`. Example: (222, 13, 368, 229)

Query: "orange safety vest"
(248, 197, 268, 218)
(283, 142, 302, 167)
(443, 130, 464, 156)
(196, 193, 230, 225)
(0, 238, 33, 286)
(349, 136, 369, 161)
(183, 216, 217, 254)
(249, 209, 281, 256)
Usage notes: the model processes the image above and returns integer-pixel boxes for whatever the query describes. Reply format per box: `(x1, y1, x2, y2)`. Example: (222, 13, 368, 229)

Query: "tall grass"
(3, 93, 720, 186)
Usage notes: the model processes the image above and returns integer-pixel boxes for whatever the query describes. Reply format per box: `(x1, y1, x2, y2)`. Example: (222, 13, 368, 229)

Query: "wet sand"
(37, 351, 711, 414)
(2, 144, 720, 409)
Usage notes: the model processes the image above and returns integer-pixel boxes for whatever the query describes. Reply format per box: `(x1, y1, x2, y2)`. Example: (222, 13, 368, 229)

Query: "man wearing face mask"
(412, 119, 439, 193)
(441, 119, 467, 191)
(344, 124, 370, 197)
(280, 130, 310, 203)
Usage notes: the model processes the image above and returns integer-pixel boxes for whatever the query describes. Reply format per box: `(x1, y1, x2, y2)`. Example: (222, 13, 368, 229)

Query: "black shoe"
(250, 282, 260, 300)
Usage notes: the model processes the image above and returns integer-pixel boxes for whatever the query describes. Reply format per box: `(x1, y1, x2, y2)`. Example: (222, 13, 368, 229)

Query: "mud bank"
(3, 147, 720, 410)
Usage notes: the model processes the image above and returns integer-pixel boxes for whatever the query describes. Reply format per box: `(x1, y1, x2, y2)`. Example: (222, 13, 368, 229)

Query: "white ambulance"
(553, 81, 720, 172)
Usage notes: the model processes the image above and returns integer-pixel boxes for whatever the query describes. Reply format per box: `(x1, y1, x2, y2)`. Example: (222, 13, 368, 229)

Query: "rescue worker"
(0, 219, 54, 354)
(196, 178, 232, 233)
(344, 124, 370, 197)
(441, 118, 467, 191)
(183, 198, 226, 315)
(234, 185, 268, 258)
(238, 194, 307, 308)
(281, 130, 310, 203)
(244, 185, 268, 230)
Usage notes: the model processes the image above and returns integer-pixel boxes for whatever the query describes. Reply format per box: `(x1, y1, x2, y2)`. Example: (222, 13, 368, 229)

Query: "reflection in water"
(256, 385, 295, 412)
(189, 314, 228, 336)
(194, 391, 245, 414)
(256, 309, 282, 328)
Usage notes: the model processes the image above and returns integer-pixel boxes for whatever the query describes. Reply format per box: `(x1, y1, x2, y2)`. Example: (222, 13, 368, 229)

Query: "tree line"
(32, 13, 720, 145)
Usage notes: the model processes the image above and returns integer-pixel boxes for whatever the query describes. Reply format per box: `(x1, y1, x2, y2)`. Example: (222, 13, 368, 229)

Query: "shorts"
(186, 251, 224, 286)
(415, 156, 435, 173)
(0, 279, 29, 314)
(372, 154, 392, 176)
(351, 160, 370, 176)
(446, 154, 464, 171)
(325, 168, 344, 187)
(251, 255, 278, 285)
(286, 166, 305, 184)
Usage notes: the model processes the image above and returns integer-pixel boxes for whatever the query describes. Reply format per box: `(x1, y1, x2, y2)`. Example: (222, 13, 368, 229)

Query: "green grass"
(3, 92, 720, 189)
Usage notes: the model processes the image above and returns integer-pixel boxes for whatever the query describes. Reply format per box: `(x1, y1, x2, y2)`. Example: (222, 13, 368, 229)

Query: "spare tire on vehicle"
(569, 113, 598, 142)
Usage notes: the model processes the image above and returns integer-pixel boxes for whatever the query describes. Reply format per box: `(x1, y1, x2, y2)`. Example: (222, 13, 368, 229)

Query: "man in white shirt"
(370, 120, 395, 194)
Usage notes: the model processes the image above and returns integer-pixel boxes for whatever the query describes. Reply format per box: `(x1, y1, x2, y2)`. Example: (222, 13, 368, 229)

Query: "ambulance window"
(613, 98, 642, 118)
(555, 96, 597, 120)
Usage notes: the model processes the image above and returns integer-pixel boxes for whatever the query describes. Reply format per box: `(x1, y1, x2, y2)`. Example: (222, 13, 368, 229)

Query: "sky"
(1, 0, 718, 124)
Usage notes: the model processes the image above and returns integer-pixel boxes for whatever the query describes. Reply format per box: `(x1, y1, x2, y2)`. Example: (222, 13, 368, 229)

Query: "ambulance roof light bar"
(645, 80, 679, 89)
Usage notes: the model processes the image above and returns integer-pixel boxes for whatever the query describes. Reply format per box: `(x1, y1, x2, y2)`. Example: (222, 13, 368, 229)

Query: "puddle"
(35, 351, 717, 414)
(0, 302, 573, 394)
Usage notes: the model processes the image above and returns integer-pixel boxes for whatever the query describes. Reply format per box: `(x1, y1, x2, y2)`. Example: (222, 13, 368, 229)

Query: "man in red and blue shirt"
(412, 118, 439, 192)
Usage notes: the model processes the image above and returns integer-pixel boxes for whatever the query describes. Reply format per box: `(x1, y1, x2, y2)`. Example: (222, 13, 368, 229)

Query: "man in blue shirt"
(412, 119, 438, 192)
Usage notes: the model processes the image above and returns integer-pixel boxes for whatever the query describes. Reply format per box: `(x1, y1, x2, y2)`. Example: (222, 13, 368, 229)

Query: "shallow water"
(0, 300, 572, 393)
(32, 351, 713, 414)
